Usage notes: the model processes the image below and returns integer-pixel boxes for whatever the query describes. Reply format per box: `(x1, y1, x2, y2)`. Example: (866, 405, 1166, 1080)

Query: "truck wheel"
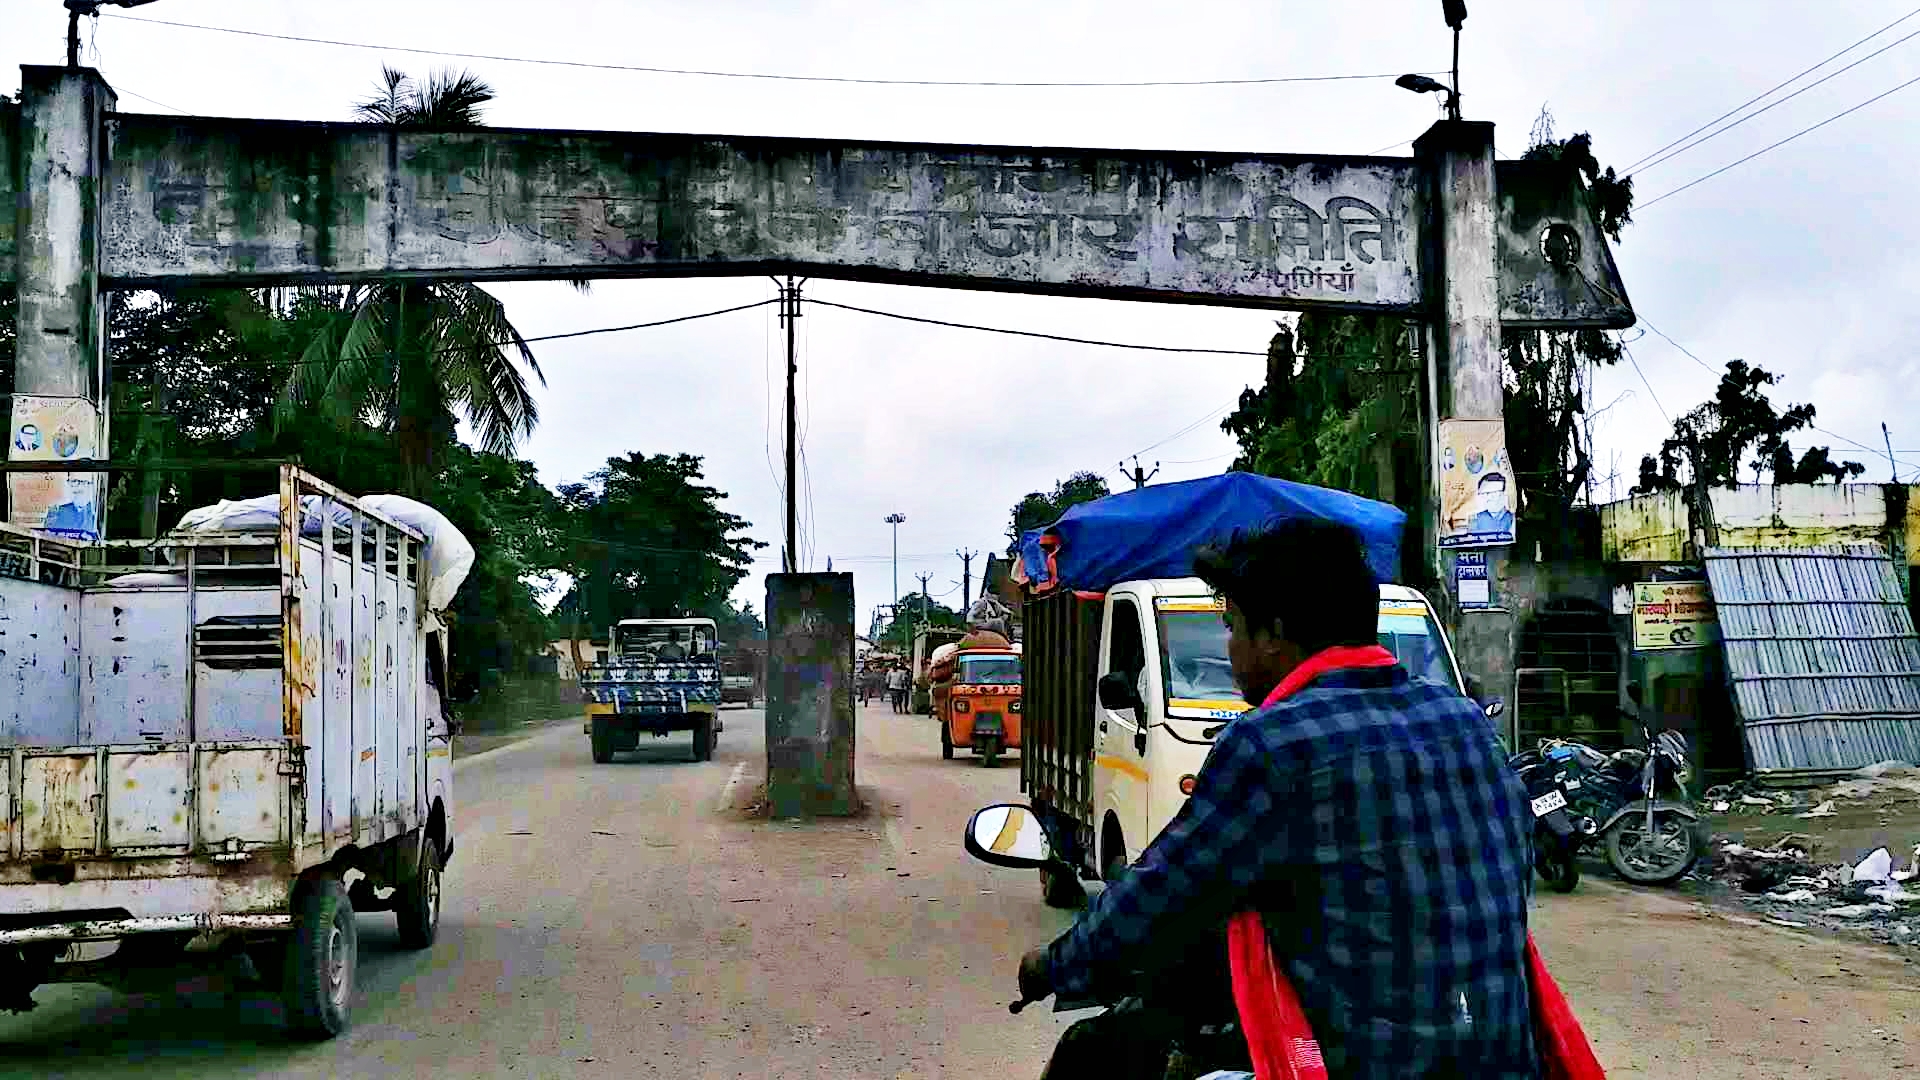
(590, 718, 615, 764)
(395, 837, 444, 949)
(282, 877, 356, 1040)
(692, 718, 714, 762)
(940, 722, 953, 760)
(1040, 864, 1086, 909)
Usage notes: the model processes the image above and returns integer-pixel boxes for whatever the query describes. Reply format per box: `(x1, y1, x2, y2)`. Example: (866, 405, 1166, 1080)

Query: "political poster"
(1438, 418, 1517, 549)
(8, 395, 103, 541)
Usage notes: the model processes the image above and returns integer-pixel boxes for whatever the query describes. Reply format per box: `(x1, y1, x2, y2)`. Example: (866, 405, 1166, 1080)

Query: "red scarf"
(1226, 645, 1606, 1080)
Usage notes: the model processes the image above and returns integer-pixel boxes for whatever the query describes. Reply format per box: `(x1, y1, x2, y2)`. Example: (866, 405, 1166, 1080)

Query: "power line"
(1620, 344, 1669, 423)
(1126, 398, 1239, 459)
(65, 296, 779, 371)
(806, 298, 1263, 356)
(104, 14, 1441, 90)
(1633, 23, 1920, 175)
(1639, 72, 1920, 211)
(1622, 5, 1920, 172)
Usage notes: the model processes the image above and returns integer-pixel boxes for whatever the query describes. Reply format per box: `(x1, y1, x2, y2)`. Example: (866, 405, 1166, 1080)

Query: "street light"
(1395, 74, 1458, 122)
(1399, 1, 1467, 122)
(884, 513, 906, 639)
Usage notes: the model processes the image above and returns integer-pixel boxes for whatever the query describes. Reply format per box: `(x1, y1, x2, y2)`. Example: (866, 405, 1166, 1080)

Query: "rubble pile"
(1698, 761, 1920, 947)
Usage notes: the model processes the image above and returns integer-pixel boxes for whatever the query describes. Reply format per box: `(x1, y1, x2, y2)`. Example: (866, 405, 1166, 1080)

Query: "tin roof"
(1703, 544, 1920, 776)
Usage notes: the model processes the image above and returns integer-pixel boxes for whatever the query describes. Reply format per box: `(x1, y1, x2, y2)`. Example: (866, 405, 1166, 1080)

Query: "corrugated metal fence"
(1704, 544, 1920, 776)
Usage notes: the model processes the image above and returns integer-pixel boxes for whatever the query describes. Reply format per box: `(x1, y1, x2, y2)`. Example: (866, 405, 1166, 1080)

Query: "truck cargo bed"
(1019, 590, 1102, 860)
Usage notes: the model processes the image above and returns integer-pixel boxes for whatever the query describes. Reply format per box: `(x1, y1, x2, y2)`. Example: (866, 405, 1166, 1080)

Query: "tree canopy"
(1006, 471, 1111, 553)
(1632, 358, 1862, 492)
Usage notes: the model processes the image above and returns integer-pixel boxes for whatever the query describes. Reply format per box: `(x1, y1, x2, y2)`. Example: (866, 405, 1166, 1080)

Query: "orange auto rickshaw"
(934, 638, 1022, 767)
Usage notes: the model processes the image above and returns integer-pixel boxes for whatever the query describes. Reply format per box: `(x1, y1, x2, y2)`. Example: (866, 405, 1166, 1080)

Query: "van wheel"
(691, 718, 714, 762)
(940, 723, 953, 760)
(282, 877, 356, 1040)
(395, 837, 443, 949)
(590, 719, 615, 764)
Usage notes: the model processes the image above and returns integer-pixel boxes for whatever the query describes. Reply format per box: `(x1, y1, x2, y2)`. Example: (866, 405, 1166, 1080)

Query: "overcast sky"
(5, 0, 1919, 628)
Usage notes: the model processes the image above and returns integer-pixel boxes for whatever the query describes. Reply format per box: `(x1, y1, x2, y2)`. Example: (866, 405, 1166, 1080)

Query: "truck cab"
(1084, 580, 1464, 881)
(580, 618, 724, 762)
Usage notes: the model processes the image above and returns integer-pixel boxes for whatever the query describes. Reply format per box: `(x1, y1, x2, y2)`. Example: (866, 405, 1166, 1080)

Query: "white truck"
(0, 467, 463, 1038)
(1016, 474, 1495, 908)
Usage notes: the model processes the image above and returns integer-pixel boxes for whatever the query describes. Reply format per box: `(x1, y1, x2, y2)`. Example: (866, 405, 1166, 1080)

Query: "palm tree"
(279, 68, 545, 497)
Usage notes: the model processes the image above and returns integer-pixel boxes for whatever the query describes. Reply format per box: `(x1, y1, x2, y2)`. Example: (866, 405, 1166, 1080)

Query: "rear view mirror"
(1097, 671, 1139, 712)
(963, 804, 1053, 869)
(1483, 699, 1505, 719)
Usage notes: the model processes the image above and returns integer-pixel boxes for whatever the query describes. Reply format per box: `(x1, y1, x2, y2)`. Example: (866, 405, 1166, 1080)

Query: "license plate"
(1530, 789, 1568, 817)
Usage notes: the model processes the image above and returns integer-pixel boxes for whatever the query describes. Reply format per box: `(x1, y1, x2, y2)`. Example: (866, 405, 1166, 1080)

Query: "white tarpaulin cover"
(174, 492, 474, 613)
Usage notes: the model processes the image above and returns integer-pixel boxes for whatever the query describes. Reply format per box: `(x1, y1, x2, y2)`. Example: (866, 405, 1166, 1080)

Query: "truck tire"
(691, 717, 714, 762)
(590, 718, 615, 764)
(940, 722, 953, 760)
(395, 837, 444, 949)
(282, 877, 356, 1040)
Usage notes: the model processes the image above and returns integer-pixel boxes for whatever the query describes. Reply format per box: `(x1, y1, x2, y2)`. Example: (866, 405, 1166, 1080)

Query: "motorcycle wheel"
(1536, 847, 1580, 893)
(1603, 810, 1699, 885)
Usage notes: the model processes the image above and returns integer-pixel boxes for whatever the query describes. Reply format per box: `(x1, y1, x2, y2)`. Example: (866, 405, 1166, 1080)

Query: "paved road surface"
(2, 704, 1912, 1078)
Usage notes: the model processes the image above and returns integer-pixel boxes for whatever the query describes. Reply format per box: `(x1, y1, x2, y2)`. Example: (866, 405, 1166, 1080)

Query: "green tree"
(1632, 359, 1860, 492)
(1006, 471, 1112, 552)
(554, 452, 765, 641)
(277, 68, 546, 497)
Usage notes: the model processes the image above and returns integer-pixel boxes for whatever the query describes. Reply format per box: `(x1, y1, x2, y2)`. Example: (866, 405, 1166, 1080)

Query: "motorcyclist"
(1019, 519, 1540, 1079)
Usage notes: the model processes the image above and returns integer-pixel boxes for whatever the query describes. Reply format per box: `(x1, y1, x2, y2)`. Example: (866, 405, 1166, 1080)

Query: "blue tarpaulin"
(1019, 473, 1405, 592)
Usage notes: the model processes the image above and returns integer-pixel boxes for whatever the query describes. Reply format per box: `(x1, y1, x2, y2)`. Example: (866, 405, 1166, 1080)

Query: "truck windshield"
(1158, 597, 1462, 706)
(1159, 610, 1240, 704)
(956, 655, 1021, 685)
(1378, 601, 1460, 693)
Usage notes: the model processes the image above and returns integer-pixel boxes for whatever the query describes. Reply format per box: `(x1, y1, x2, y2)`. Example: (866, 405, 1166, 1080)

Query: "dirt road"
(2, 704, 1912, 1078)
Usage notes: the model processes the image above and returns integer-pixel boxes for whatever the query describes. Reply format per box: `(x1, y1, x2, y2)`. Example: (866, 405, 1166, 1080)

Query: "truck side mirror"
(1097, 671, 1139, 712)
(1464, 674, 1485, 702)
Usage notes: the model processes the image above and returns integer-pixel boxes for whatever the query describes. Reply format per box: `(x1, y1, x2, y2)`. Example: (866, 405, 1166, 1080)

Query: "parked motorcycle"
(1507, 747, 1593, 892)
(1537, 686, 1702, 886)
(963, 803, 1251, 1080)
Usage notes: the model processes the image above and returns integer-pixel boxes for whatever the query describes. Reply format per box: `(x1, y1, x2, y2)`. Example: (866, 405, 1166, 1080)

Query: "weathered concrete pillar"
(1416, 119, 1516, 714)
(8, 66, 113, 537)
(765, 573, 859, 818)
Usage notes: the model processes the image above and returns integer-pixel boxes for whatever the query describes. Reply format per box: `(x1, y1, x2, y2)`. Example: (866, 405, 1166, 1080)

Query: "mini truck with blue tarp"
(1013, 473, 1488, 909)
(581, 618, 725, 763)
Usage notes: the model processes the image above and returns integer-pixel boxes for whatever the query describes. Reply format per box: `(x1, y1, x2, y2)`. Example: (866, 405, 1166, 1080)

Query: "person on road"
(887, 666, 909, 713)
(1017, 518, 1539, 1079)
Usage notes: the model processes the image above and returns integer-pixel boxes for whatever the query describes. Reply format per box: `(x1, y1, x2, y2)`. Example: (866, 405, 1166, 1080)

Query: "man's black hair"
(1192, 518, 1380, 653)
(1477, 471, 1506, 488)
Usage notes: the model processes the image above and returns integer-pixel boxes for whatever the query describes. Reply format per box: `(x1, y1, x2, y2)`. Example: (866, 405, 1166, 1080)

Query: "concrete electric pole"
(956, 549, 977, 610)
(1120, 456, 1160, 490)
(778, 276, 807, 573)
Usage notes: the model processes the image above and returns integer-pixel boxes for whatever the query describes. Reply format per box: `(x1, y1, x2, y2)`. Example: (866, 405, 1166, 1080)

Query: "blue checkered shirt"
(1046, 664, 1540, 1079)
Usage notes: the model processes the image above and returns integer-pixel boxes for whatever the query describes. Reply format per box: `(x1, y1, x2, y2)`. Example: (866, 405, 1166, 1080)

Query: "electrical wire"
(1125, 398, 1239, 459)
(805, 299, 1264, 356)
(1639, 72, 1920, 211)
(1622, 5, 1920, 173)
(1633, 24, 1920, 176)
(115, 85, 186, 113)
(102, 14, 1441, 90)
(1620, 343, 1669, 423)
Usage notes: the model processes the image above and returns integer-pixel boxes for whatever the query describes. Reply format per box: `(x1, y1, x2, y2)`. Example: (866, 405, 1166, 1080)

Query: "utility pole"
(916, 572, 933, 630)
(65, 1, 163, 69)
(956, 549, 977, 610)
(777, 276, 807, 573)
(1120, 456, 1160, 490)
(1884, 422, 1900, 484)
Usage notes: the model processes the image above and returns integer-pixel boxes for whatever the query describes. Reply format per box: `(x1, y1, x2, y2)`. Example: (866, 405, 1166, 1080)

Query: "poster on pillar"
(1437, 419, 1516, 549)
(7, 395, 103, 541)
